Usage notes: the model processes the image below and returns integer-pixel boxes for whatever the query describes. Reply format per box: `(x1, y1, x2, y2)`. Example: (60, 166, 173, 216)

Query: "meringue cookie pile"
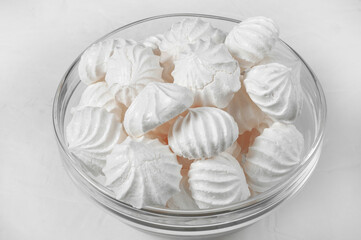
(66, 16, 305, 210)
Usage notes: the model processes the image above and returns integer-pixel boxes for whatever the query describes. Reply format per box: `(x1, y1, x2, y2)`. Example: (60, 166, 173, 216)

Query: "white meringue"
(244, 63, 303, 123)
(172, 40, 241, 108)
(105, 41, 164, 107)
(168, 107, 239, 159)
(143, 34, 164, 56)
(225, 16, 279, 67)
(167, 177, 199, 210)
(66, 107, 127, 174)
(123, 82, 194, 138)
(188, 152, 250, 209)
(225, 81, 266, 134)
(244, 122, 304, 192)
(258, 51, 304, 117)
(78, 38, 134, 85)
(72, 82, 124, 121)
(159, 18, 226, 61)
(159, 18, 226, 83)
(103, 137, 181, 208)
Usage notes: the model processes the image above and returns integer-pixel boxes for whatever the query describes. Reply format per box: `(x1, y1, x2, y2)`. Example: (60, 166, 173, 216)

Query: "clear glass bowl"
(52, 14, 327, 238)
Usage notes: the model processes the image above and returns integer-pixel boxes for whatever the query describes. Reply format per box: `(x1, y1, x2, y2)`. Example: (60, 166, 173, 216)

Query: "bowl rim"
(52, 13, 327, 217)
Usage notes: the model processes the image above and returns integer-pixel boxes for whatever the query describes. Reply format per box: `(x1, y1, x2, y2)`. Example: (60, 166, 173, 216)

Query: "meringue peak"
(172, 40, 241, 108)
(244, 62, 303, 123)
(105, 41, 164, 108)
(66, 107, 127, 174)
(225, 16, 279, 67)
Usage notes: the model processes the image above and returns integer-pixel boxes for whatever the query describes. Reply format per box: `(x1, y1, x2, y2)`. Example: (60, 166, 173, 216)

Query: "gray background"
(1, 0, 361, 239)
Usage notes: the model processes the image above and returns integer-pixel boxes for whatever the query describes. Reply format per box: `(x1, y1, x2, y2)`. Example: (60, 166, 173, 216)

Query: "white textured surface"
(172, 39, 241, 108)
(1, 0, 360, 239)
(103, 137, 181, 208)
(244, 122, 304, 193)
(189, 152, 250, 209)
(169, 107, 238, 159)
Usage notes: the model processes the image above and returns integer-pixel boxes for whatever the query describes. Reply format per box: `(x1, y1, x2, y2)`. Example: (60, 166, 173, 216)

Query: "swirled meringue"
(159, 18, 226, 60)
(225, 16, 279, 67)
(224, 81, 266, 134)
(258, 51, 304, 117)
(244, 122, 304, 192)
(167, 177, 199, 210)
(168, 107, 238, 159)
(188, 152, 250, 209)
(172, 40, 241, 108)
(103, 137, 181, 208)
(66, 107, 127, 174)
(159, 18, 226, 82)
(78, 38, 134, 85)
(244, 63, 303, 123)
(124, 82, 194, 138)
(72, 82, 124, 121)
(105, 41, 164, 107)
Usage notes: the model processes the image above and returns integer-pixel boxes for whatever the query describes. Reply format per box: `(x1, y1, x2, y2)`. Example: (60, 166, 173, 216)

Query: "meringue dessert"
(66, 16, 305, 210)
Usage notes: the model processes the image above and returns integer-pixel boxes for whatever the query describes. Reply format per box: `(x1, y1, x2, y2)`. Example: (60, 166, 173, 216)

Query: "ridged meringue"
(66, 107, 127, 173)
(244, 122, 304, 192)
(167, 177, 199, 210)
(124, 82, 194, 138)
(78, 38, 132, 85)
(159, 18, 226, 83)
(172, 40, 241, 108)
(159, 18, 226, 60)
(225, 16, 279, 67)
(168, 107, 238, 159)
(188, 152, 250, 209)
(244, 63, 303, 123)
(224, 81, 266, 134)
(103, 137, 181, 208)
(105, 41, 164, 107)
(72, 82, 124, 121)
(258, 51, 304, 116)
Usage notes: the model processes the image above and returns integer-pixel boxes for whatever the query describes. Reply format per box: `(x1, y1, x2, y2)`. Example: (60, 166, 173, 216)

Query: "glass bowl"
(52, 13, 327, 238)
